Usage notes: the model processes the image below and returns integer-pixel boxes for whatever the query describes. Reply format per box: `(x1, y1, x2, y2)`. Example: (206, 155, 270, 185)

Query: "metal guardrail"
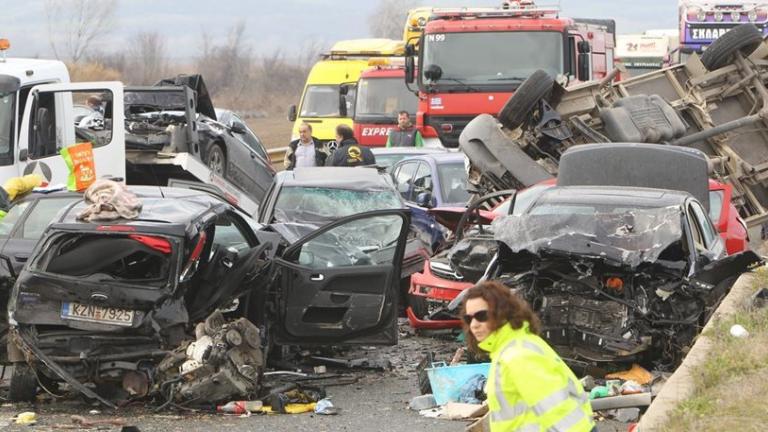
(268, 147, 288, 166)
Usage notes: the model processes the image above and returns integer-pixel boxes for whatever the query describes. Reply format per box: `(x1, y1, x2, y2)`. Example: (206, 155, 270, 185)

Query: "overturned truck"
(461, 23, 768, 230)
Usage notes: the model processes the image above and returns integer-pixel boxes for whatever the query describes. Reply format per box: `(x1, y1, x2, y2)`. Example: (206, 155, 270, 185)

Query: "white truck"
(0, 42, 265, 214)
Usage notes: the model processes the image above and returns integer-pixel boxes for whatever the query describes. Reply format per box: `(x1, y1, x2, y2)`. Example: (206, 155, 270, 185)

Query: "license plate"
(61, 302, 135, 327)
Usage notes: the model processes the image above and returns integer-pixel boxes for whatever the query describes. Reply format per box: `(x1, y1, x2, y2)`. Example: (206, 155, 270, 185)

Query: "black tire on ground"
(206, 143, 227, 176)
(700, 24, 763, 71)
(498, 69, 555, 130)
(9, 363, 38, 402)
(408, 294, 429, 319)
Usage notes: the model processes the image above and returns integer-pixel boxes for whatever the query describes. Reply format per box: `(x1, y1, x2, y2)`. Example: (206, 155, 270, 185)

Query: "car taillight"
(129, 235, 171, 254)
(605, 277, 624, 293)
(180, 231, 207, 281)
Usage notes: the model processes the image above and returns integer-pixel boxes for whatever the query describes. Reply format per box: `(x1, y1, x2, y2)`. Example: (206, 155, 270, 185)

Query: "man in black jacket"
(326, 124, 376, 167)
(284, 123, 330, 170)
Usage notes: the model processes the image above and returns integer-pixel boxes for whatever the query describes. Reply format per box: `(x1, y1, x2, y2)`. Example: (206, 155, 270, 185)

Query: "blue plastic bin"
(426, 362, 491, 406)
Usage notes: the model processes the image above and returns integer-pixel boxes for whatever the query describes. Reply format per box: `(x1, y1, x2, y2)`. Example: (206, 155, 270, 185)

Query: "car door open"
(273, 209, 410, 345)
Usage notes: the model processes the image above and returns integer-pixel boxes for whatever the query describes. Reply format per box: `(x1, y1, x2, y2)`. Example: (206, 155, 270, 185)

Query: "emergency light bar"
(429, 1, 559, 20)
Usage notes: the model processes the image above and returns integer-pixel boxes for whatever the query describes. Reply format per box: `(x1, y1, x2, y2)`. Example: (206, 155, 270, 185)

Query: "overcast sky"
(4, 0, 678, 60)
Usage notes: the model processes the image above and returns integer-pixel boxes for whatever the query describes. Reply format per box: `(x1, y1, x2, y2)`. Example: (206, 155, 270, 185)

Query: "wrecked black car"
(486, 185, 761, 368)
(124, 75, 274, 202)
(6, 186, 410, 405)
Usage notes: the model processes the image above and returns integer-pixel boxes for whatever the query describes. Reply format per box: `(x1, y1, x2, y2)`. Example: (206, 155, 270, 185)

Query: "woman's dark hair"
(462, 281, 541, 353)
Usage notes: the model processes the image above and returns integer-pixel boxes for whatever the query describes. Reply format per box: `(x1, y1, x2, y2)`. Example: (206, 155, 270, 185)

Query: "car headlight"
(715, 11, 724, 21)
(731, 11, 741, 22)
(697, 9, 707, 21)
(749, 10, 758, 21)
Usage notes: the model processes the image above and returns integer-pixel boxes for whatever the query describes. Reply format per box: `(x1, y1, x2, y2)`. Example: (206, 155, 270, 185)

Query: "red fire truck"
(404, 1, 616, 147)
(353, 60, 418, 147)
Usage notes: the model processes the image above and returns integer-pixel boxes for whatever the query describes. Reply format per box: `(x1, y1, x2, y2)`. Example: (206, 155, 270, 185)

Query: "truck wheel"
(701, 24, 763, 71)
(498, 69, 555, 130)
(9, 363, 38, 402)
(206, 144, 227, 176)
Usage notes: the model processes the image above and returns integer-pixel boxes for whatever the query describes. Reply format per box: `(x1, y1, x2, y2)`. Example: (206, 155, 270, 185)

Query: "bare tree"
(44, 0, 118, 63)
(368, 0, 416, 39)
(124, 32, 168, 84)
(196, 21, 254, 109)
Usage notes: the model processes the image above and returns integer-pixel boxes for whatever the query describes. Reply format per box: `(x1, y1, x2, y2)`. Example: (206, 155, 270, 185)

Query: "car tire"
(408, 294, 429, 319)
(9, 363, 38, 402)
(206, 143, 227, 176)
(498, 69, 555, 130)
(700, 24, 763, 71)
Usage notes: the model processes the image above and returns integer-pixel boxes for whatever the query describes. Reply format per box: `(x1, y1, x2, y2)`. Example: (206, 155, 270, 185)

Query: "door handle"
(310, 274, 324, 281)
(14, 254, 29, 263)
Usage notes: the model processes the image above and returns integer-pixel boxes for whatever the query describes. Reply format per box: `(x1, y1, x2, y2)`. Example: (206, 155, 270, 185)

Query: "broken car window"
(273, 187, 402, 223)
(35, 234, 173, 286)
(296, 214, 404, 269)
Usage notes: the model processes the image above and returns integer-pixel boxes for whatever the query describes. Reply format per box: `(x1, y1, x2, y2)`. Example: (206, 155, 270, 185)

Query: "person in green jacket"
(385, 111, 424, 147)
(462, 281, 595, 432)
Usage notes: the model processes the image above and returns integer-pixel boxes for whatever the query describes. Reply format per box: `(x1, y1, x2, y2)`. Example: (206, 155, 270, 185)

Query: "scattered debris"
(606, 364, 654, 385)
(14, 411, 36, 425)
(427, 362, 491, 406)
(591, 392, 652, 411)
(730, 324, 749, 338)
(216, 400, 264, 414)
(409, 394, 438, 411)
(614, 407, 640, 423)
(314, 398, 339, 415)
(71, 415, 127, 428)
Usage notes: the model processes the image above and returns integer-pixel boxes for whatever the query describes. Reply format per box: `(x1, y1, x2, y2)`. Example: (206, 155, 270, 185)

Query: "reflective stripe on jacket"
(478, 322, 594, 432)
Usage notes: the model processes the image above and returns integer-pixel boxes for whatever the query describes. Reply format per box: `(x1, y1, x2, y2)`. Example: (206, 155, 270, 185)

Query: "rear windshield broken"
(35, 234, 173, 286)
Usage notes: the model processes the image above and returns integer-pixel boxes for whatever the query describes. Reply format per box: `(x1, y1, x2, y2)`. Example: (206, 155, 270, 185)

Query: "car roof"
(398, 152, 466, 164)
(532, 186, 692, 210)
(56, 186, 226, 227)
(370, 147, 447, 155)
(281, 167, 395, 190)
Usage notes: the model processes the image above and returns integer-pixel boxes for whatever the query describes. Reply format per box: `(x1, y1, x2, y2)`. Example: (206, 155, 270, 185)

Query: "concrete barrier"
(636, 271, 758, 431)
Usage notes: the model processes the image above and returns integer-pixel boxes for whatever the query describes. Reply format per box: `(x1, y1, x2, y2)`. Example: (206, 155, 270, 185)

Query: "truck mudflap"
(458, 24, 768, 229)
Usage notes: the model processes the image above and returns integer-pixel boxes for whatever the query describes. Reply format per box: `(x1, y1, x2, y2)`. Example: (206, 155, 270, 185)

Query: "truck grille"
(429, 261, 464, 281)
(426, 116, 477, 148)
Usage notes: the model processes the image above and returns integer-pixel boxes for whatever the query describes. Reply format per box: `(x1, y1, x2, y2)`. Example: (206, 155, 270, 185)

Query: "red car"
(407, 179, 749, 329)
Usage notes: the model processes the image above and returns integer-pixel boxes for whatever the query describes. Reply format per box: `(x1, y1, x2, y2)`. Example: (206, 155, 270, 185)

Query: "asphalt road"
(0, 327, 631, 432)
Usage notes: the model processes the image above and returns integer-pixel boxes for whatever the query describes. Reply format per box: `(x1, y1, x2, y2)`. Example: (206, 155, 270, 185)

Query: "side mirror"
(416, 191, 435, 208)
(405, 44, 415, 57)
(230, 122, 246, 134)
(287, 104, 297, 122)
(577, 40, 591, 54)
(405, 57, 415, 84)
(424, 64, 443, 82)
(18, 148, 28, 162)
(339, 93, 348, 117)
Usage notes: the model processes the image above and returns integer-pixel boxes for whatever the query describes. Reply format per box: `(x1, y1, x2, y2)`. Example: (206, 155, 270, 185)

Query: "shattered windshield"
(493, 206, 684, 267)
(421, 31, 564, 89)
(0, 91, 14, 166)
(355, 77, 418, 121)
(274, 186, 402, 223)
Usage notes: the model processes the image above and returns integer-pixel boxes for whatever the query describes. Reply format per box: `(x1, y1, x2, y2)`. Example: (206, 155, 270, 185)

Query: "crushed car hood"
(493, 206, 684, 269)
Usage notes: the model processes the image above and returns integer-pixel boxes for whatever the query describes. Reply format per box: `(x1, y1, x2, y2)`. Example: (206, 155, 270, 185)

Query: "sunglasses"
(462, 310, 489, 325)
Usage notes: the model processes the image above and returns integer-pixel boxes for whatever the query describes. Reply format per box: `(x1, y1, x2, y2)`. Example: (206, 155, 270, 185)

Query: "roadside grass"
(662, 268, 768, 431)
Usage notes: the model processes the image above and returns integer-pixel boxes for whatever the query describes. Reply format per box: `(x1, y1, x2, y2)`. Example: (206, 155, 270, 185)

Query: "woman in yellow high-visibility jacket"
(462, 281, 595, 432)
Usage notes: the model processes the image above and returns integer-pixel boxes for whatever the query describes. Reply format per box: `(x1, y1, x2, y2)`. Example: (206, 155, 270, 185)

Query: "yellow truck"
(288, 39, 404, 143)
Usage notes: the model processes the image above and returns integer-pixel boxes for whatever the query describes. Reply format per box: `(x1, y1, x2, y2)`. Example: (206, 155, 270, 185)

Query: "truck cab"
(353, 60, 418, 147)
(288, 39, 405, 144)
(405, 1, 615, 147)
(0, 41, 77, 183)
